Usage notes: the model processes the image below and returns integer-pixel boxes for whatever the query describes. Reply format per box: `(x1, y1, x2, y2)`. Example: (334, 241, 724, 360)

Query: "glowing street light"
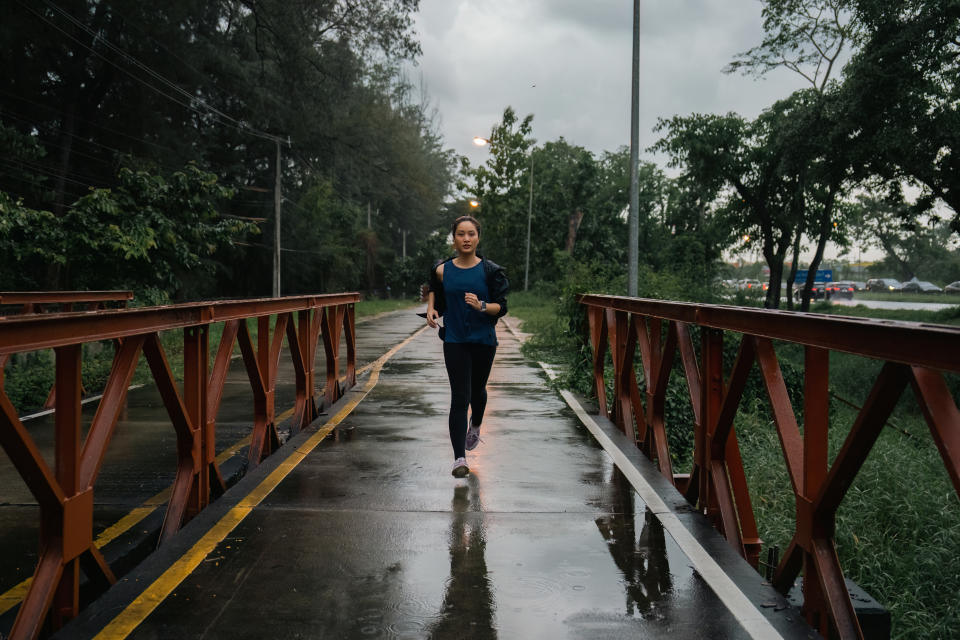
(469, 200, 480, 208)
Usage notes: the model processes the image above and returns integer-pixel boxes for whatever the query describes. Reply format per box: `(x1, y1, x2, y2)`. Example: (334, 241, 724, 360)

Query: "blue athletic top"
(442, 261, 498, 346)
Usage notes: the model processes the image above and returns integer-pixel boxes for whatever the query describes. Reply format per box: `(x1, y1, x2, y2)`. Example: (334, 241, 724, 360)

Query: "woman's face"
(453, 221, 479, 254)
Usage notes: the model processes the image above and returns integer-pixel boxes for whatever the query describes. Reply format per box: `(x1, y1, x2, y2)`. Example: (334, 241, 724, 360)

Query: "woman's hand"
(464, 292, 482, 311)
(426, 308, 440, 328)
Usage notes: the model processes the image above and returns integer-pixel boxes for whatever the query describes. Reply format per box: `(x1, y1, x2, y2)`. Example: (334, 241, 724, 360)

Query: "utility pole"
(273, 139, 282, 298)
(628, 0, 641, 297)
(524, 152, 534, 291)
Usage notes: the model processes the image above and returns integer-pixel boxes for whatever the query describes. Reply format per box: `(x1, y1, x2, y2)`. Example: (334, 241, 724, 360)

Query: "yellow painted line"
(0, 434, 258, 616)
(0, 581, 29, 617)
(93, 325, 426, 639)
(0, 329, 420, 617)
(90, 431, 256, 550)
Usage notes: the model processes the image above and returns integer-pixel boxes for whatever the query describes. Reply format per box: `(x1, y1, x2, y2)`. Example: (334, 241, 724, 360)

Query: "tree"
(725, 0, 859, 93)
(0, 1, 459, 297)
(726, 0, 861, 310)
(855, 194, 960, 283)
(0, 193, 64, 290)
(652, 112, 797, 308)
(461, 107, 536, 284)
(842, 0, 960, 228)
(522, 139, 600, 283)
(0, 163, 253, 299)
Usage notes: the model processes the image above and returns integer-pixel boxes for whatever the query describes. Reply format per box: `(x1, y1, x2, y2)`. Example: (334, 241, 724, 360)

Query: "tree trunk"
(786, 231, 802, 311)
(566, 210, 584, 254)
(801, 185, 837, 312)
(784, 179, 806, 310)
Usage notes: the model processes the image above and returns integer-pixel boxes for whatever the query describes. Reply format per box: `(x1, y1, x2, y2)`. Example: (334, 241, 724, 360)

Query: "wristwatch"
(480, 300, 487, 312)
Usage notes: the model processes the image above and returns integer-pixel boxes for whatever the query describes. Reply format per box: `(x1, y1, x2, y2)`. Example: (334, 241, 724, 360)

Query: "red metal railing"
(0, 291, 134, 314)
(578, 294, 960, 640)
(0, 294, 358, 640)
(0, 291, 134, 409)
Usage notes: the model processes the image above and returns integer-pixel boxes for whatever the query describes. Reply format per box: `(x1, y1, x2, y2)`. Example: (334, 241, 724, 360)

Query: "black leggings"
(442, 342, 497, 459)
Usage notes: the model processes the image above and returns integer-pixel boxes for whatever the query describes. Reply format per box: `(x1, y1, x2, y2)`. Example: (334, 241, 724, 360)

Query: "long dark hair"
(451, 215, 481, 236)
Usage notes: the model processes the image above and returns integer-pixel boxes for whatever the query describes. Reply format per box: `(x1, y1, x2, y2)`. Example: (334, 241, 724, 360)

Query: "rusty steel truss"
(578, 294, 960, 640)
(0, 292, 134, 410)
(0, 294, 358, 640)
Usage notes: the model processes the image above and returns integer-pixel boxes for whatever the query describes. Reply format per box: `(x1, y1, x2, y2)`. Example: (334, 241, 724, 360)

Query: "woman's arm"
(463, 293, 501, 316)
(426, 291, 440, 328)
(426, 263, 444, 328)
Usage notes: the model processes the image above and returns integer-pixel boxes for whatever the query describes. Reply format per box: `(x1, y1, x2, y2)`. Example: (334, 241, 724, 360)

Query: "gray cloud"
(410, 0, 808, 169)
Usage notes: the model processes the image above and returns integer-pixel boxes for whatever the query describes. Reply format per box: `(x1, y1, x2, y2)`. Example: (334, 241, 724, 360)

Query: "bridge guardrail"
(0, 293, 358, 640)
(578, 294, 959, 640)
(0, 291, 134, 409)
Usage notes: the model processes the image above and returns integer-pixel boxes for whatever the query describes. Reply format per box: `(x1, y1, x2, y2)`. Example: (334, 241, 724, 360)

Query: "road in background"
(831, 298, 959, 312)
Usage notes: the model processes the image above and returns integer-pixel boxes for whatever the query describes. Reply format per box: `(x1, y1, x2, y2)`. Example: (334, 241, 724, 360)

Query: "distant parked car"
(945, 281, 960, 294)
(794, 283, 827, 301)
(901, 279, 943, 293)
(825, 281, 855, 300)
(865, 278, 902, 292)
(739, 279, 763, 292)
(852, 281, 867, 291)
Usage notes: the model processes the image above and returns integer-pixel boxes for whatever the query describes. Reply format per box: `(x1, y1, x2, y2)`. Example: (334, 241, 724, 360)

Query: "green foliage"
(0, 1, 453, 298)
(0, 192, 65, 288)
(0, 122, 48, 203)
(853, 194, 960, 282)
(2, 352, 55, 413)
(843, 0, 960, 227)
(70, 164, 250, 294)
(651, 110, 800, 309)
(280, 180, 364, 294)
(460, 107, 536, 285)
(0, 163, 253, 298)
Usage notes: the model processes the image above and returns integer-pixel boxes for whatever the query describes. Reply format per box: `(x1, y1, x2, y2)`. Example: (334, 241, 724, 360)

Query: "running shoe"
(465, 424, 481, 451)
(451, 457, 470, 478)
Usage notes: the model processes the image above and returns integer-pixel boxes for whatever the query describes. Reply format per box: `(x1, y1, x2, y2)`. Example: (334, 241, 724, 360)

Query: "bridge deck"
(38, 311, 817, 639)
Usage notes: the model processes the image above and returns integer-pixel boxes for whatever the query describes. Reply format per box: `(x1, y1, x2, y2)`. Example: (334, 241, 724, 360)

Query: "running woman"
(425, 215, 509, 477)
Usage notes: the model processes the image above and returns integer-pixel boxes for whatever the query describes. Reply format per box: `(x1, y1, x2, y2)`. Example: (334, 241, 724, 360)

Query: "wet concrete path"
(55, 317, 816, 640)
(0, 308, 427, 619)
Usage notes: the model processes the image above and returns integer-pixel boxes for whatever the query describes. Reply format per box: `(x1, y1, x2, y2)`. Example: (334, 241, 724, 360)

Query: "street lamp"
(472, 136, 534, 291)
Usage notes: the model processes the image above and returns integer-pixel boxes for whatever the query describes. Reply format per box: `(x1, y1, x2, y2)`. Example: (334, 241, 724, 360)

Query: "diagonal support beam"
(910, 366, 960, 497)
(755, 338, 804, 495)
(79, 335, 144, 488)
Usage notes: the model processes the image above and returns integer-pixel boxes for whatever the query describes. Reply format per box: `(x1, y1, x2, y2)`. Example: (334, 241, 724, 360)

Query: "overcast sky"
(410, 0, 809, 168)
(407, 0, 879, 263)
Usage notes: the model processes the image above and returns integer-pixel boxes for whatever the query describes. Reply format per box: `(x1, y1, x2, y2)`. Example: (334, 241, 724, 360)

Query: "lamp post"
(473, 136, 534, 291)
(628, 0, 641, 297)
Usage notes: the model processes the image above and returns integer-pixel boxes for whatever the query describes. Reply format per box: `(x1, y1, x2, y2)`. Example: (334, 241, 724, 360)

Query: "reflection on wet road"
(428, 477, 496, 640)
(595, 466, 672, 621)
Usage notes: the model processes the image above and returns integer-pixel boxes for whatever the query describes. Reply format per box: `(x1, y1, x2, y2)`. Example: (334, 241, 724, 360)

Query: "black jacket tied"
(428, 255, 509, 319)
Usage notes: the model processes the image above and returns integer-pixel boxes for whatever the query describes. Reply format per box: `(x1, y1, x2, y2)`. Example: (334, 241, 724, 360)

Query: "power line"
(0, 87, 185, 158)
(234, 240, 324, 256)
(44, 0, 288, 146)
(16, 1, 288, 147)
